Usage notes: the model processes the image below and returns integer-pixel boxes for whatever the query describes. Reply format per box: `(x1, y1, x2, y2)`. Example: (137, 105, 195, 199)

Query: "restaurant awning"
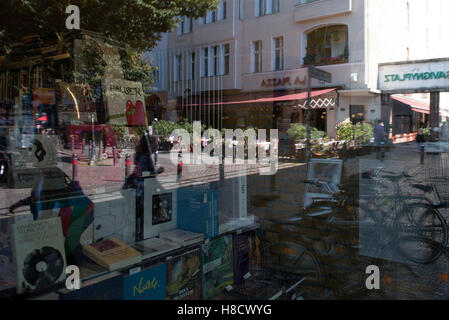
(184, 88, 337, 106)
(391, 95, 430, 114)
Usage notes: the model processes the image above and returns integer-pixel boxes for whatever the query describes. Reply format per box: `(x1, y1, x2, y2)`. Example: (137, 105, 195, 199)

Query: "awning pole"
(306, 67, 312, 162)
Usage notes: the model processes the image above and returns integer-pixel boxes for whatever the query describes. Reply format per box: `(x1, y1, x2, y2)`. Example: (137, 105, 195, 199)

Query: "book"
(123, 263, 167, 300)
(90, 189, 136, 244)
(201, 234, 234, 300)
(131, 237, 181, 260)
(178, 184, 219, 239)
(58, 271, 123, 300)
(11, 217, 67, 294)
(82, 238, 142, 271)
(232, 230, 261, 287)
(159, 229, 204, 247)
(142, 178, 178, 240)
(166, 248, 202, 300)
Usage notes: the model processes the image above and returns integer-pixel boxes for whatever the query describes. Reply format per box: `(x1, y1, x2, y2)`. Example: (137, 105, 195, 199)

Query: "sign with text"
(379, 59, 449, 92)
(103, 78, 146, 126)
(308, 66, 332, 83)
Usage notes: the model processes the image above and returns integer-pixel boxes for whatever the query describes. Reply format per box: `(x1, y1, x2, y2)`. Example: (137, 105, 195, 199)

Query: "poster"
(103, 78, 146, 126)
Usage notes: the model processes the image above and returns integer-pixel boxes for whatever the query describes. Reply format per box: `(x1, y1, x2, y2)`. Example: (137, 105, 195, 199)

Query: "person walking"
(416, 128, 425, 164)
(374, 120, 386, 160)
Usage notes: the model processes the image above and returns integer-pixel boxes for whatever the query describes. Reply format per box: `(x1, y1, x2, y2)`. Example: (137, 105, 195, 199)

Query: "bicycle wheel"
(395, 203, 448, 264)
(260, 241, 328, 299)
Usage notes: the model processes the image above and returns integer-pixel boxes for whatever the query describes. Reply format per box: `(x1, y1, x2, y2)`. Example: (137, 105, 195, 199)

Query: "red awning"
(184, 88, 337, 107)
(391, 95, 430, 114)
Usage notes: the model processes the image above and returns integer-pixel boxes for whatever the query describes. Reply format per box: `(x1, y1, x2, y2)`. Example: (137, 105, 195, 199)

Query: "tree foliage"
(0, 0, 219, 52)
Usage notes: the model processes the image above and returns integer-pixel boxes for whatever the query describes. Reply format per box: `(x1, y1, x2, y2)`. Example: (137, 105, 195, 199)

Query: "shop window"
(304, 25, 349, 66)
(350, 105, 365, 124)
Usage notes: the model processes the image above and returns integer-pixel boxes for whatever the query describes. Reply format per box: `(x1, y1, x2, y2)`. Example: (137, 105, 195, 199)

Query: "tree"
(0, 0, 219, 53)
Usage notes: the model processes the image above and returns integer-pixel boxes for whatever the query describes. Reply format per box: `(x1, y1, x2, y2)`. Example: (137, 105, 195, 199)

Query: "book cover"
(132, 237, 181, 260)
(178, 184, 219, 239)
(123, 263, 166, 300)
(159, 229, 204, 247)
(91, 189, 136, 244)
(59, 271, 123, 300)
(0, 216, 15, 292)
(11, 217, 67, 294)
(82, 238, 142, 271)
(201, 234, 234, 300)
(142, 178, 178, 240)
(233, 230, 261, 287)
(166, 248, 201, 300)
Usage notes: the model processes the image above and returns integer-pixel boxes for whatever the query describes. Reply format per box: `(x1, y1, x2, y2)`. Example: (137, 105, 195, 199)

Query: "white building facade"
(148, 0, 449, 138)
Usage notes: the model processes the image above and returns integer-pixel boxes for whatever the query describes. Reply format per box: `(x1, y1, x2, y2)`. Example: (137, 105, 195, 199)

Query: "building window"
(177, 16, 192, 35)
(272, 36, 284, 71)
(153, 68, 160, 84)
(304, 25, 349, 66)
(212, 45, 220, 76)
(239, 0, 244, 20)
(255, 0, 280, 17)
(201, 44, 230, 77)
(251, 40, 262, 73)
(174, 54, 182, 82)
(190, 52, 195, 80)
(200, 0, 227, 25)
(201, 48, 208, 77)
(350, 105, 365, 124)
(223, 44, 230, 75)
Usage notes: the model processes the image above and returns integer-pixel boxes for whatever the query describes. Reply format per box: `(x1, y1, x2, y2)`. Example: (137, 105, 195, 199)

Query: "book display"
(159, 229, 204, 247)
(82, 238, 142, 271)
(166, 248, 202, 300)
(201, 234, 234, 300)
(90, 189, 136, 244)
(123, 263, 167, 300)
(11, 217, 67, 294)
(142, 178, 178, 240)
(177, 183, 219, 239)
(58, 271, 123, 300)
(132, 237, 181, 260)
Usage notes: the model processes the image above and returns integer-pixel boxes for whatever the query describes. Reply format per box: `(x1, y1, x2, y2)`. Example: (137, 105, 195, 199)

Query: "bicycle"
(359, 167, 448, 264)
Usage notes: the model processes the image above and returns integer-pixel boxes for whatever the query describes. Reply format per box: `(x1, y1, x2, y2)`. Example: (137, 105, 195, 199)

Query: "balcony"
(294, 0, 352, 23)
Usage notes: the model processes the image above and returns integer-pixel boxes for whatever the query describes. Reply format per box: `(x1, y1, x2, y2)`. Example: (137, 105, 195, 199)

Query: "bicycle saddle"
(383, 172, 412, 182)
(412, 184, 433, 193)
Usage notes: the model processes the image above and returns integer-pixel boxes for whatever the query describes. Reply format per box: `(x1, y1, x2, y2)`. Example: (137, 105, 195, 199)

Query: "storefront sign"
(379, 59, 449, 92)
(261, 76, 307, 88)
